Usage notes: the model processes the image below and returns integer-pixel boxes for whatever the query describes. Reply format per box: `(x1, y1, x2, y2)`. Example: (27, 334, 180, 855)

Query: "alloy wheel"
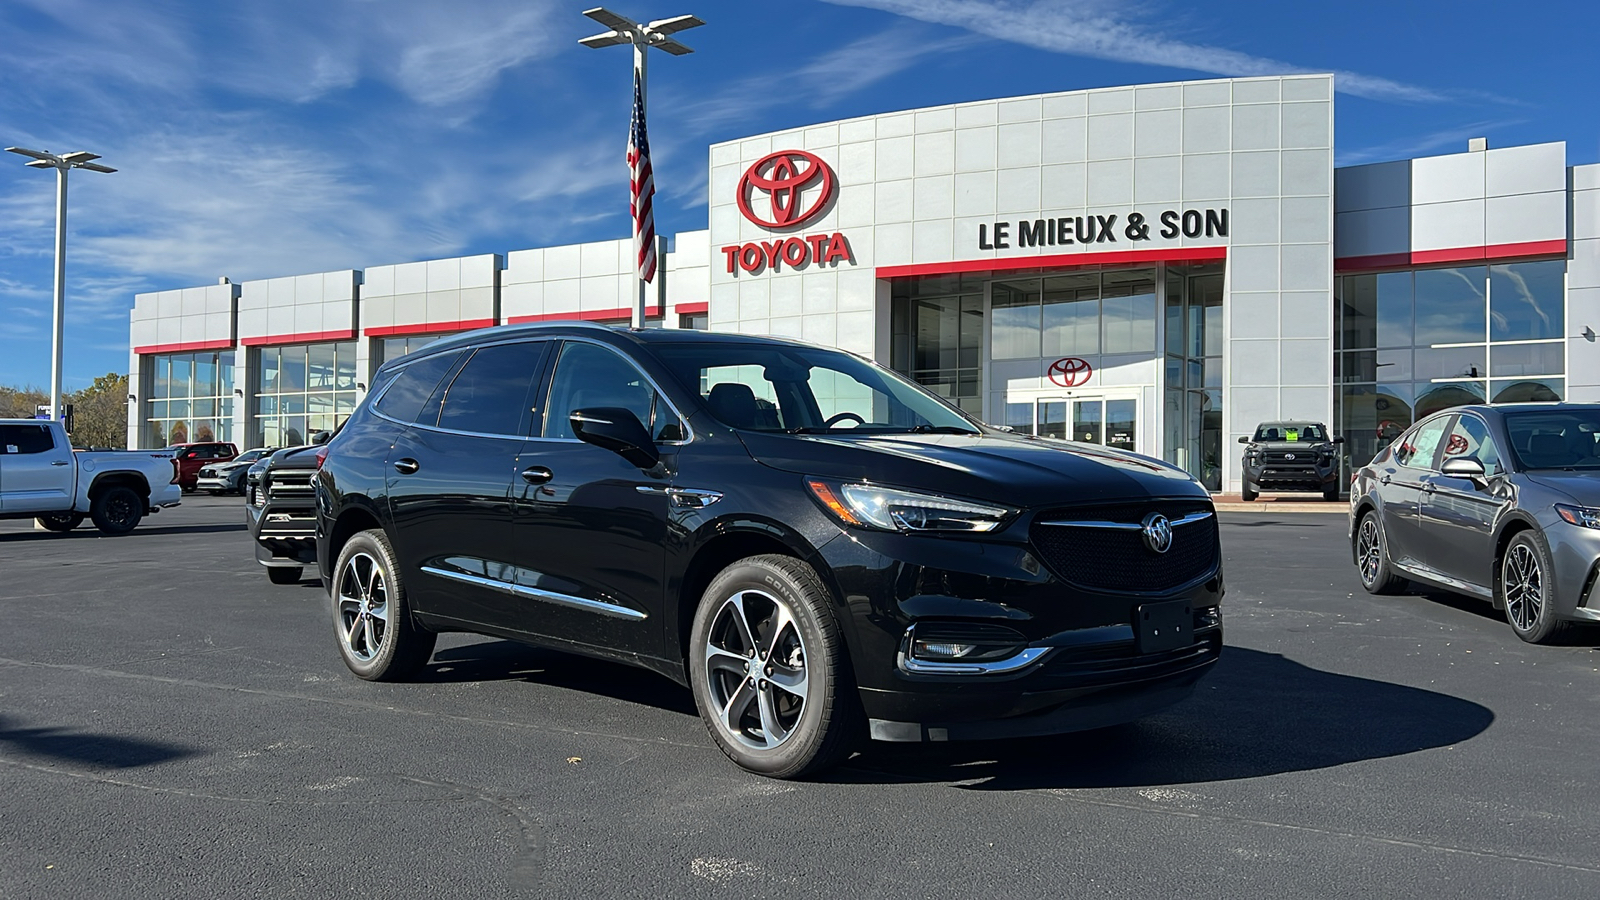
(337, 551, 389, 662)
(702, 589, 809, 751)
(1504, 543, 1544, 632)
(1357, 517, 1382, 587)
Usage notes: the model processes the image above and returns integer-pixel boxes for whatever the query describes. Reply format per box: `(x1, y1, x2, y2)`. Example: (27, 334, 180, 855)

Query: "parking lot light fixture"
(6, 145, 117, 427)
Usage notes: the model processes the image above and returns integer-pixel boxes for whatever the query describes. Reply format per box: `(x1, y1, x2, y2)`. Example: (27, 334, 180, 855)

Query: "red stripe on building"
(876, 245, 1228, 279)
(240, 329, 357, 347)
(364, 319, 496, 338)
(133, 338, 236, 355)
(1338, 239, 1568, 271)
(674, 302, 709, 316)
(507, 306, 663, 325)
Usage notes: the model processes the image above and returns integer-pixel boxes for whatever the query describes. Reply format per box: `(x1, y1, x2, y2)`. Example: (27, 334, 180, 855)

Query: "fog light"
(913, 641, 979, 660)
(907, 622, 1027, 663)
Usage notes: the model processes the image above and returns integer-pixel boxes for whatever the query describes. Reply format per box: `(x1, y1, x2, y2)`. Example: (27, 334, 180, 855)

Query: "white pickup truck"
(0, 418, 182, 535)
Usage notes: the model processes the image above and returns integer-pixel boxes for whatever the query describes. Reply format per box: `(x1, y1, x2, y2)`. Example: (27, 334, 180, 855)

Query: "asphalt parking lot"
(2, 496, 1598, 899)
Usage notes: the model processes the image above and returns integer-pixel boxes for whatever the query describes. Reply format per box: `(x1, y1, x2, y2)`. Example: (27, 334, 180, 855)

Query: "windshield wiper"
(908, 424, 980, 435)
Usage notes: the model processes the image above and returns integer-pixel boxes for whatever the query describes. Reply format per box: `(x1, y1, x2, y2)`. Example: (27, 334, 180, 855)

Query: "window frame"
(532, 338, 693, 446)
(430, 340, 551, 440)
(1396, 414, 1454, 471)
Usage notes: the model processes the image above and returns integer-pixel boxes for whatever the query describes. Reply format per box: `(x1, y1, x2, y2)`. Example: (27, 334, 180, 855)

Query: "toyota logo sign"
(737, 150, 835, 230)
(1047, 357, 1093, 388)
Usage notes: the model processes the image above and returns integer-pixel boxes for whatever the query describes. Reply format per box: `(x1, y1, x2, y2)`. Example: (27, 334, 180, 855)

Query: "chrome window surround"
(895, 627, 1053, 676)
(1034, 509, 1214, 530)
(420, 565, 647, 621)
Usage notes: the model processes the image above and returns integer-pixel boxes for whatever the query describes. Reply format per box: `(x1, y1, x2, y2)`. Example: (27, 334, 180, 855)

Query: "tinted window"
(544, 342, 676, 441)
(0, 424, 56, 454)
(374, 350, 463, 425)
(1444, 414, 1502, 475)
(1252, 423, 1327, 442)
(1395, 417, 1449, 469)
(1504, 409, 1600, 470)
(436, 342, 545, 436)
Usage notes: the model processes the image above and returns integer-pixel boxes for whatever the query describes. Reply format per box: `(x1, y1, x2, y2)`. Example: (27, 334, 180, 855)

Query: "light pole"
(6, 146, 116, 426)
(579, 7, 703, 328)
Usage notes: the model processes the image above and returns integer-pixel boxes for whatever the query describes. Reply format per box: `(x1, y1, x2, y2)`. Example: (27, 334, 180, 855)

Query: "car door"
(1376, 414, 1450, 567)
(1417, 412, 1507, 593)
(507, 339, 677, 658)
(384, 340, 549, 628)
(0, 422, 75, 513)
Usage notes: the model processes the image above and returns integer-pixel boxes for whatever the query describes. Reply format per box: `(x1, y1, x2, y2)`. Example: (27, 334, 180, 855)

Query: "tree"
(67, 373, 130, 449)
(0, 384, 48, 419)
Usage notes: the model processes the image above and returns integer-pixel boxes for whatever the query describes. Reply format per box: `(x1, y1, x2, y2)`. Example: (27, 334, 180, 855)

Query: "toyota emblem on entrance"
(737, 150, 835, 230)
(1140, 512, 1173, 554)
(1047, 357, 1093, 388)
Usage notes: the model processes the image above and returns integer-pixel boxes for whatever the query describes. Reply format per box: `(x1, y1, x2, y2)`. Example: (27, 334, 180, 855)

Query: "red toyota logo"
(1047, 357, 1093, 388)
(737, 150, 835, 230)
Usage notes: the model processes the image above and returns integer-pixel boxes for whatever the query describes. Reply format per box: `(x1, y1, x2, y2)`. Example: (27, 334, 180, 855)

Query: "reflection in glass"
(991, 280, 1040, 359)
(1101, 270, 1157, 353)
(1415, 266, 1486, 346)
(1491, 378, 1563, 404)
(1106, 399, 1136, 451)
(1415, 381, 1484, 418)
(1072, 400, 1103, 444)
(1042, 273, 1098, 356)
(1004, 401, 1034, 436)
(1038, 400, 1068, 439)
(1490, 260, 1564, 341)
(1489, 341, 1563, 378)
(1413, 346, 1485, 381)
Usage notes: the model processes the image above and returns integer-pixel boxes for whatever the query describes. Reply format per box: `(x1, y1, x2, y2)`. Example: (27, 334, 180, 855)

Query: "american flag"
(627, 70, 657, 283)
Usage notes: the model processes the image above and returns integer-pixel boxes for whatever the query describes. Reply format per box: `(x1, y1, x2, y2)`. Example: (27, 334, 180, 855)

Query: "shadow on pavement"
(424, 640, 697, 716)
(0, 523, 246, 542)
(831, 646, 1494, 790)
(0, 715, 200, 769)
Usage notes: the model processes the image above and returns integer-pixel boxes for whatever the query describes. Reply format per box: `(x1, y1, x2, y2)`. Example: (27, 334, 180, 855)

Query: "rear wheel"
(1501, 531, 1566, 645)
(331, 529, 436, 681)
(1355, 510, 1405, 594)
(90, 487, 144, 536)
(36, 513, 84, 532)
(267, 566, 302, 585)
(1323, 483, 1341, 502)
(689, 554, 860, 779)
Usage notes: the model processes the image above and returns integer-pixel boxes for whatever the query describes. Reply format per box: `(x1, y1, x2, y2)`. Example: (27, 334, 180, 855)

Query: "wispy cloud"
(822, 0, 1447, 103)
(1335, 120, 1527, 167)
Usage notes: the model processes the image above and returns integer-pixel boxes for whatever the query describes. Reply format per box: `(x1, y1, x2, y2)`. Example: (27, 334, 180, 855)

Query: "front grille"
(1029, 501, 1219, 594)
(267, 470, 315, 500)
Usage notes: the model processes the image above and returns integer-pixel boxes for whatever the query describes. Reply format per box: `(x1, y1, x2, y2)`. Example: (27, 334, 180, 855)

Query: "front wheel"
(36, 513, 84, 532)
(689, 555, 860, 779)
(1355, 510, 1405, 595)
(1501, 531, 1566, 645)
(330, 529, 436, 680)
(1241, 480, 1258, 501)
(90, 487, 144, 536)
(1323, 483, 1341, 502)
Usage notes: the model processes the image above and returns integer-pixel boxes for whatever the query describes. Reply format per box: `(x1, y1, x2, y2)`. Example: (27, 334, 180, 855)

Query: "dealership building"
(127, 73, 1600, 493)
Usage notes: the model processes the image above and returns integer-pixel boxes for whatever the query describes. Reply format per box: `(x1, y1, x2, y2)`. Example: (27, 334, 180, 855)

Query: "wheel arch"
(1491, 514, 1543, 611)
(324, 502, 385, 582)
(1350, 498, 1380, 564)
(87, 472, 151, 505)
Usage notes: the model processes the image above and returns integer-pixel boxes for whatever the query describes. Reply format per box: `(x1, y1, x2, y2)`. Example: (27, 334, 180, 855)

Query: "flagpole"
(633, 39, 648, 329)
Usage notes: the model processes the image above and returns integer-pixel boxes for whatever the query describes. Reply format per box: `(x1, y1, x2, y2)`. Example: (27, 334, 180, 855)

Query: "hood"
(205, 459, 251, 472)
(1521, 470, 1600, 505)
(265, 445, 320, 470)
(734, 429, 1207, 510)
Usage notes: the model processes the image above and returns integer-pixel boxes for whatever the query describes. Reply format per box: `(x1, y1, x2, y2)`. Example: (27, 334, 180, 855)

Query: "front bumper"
(195, 475, 233, 492)
(247, 499, 318, 567)
(816, 520, 1223, 742)
(1244, 463, 1339, 490)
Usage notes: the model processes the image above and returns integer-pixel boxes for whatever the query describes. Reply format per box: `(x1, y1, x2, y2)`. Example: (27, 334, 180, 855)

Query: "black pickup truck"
(1238, 421, 1345, 501)
(245, 444, 321, 584)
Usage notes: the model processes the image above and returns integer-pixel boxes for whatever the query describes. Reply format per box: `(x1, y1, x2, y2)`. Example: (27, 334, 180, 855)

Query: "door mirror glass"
(1440, 457, 1486, 477)
(1238, 435, 1250, 444)
(1332, 435, 1346, 444)
(570, 407, 660, 470)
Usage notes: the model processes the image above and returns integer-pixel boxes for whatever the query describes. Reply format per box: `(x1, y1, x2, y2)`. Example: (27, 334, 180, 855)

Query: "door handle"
(393, 458, 420, 475)
(1380, 474, 1391, 485)
(1423, 481, 1436, 494)
(520, 466, 553, 485)
(51, 460, 70, 466)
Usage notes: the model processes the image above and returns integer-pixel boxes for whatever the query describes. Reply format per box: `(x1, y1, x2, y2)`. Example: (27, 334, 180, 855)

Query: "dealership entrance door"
(1008, 394, 1139, 452)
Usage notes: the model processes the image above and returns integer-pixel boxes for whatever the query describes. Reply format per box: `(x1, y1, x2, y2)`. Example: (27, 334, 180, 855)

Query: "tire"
(90, 486, 144, 536)
(689, 554, 861, 779)
(1323, 483, 1341, 502)
(1500, 531, 1567, 645)
(1241, 480, 1258, 501)
(330, 529, 436, 681)
(36, 513, 84, 532)
(1355, 510, 1405, 595)
(267, 566, 302, 585)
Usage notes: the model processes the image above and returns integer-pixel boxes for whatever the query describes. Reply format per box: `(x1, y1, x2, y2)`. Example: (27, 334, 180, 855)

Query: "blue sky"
(1, 0, 1595, 389)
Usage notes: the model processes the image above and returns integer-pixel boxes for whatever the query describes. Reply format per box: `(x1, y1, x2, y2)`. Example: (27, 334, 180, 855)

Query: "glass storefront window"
(1415, 381, 1485, 418)
(1490, 260, 1564, 341)
(1491, 378, 1564, 404)
(1042, 273, 1099, 357)
(1413, 346, 1485, 381)
(144, 350, 235, 447)
(376, 335, 443, 366)
(1415, 266, 1486, 346)
(1100, 271, 1157, 354)
(1490, 341, 1564, 378)
(990, 280, 1041, 360)
(254, 341, 358, 447)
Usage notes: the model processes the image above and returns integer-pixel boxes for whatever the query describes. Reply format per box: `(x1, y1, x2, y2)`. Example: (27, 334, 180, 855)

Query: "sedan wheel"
(1355, 511, 1404, 594)
(1501, 532, 1566, 644)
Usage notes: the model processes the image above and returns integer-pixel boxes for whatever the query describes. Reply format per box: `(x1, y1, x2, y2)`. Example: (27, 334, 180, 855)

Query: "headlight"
(253, 483, 267, 508)
(806, 480, 1013, 533)
(1555, 504, 1600, 529)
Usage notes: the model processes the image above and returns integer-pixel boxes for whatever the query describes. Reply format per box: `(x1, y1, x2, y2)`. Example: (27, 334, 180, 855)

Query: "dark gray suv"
(1350, 403, 1600, 643)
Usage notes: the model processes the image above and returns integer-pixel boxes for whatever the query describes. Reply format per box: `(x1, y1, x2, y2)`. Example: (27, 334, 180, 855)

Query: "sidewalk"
(1211, 494, 1349, 513)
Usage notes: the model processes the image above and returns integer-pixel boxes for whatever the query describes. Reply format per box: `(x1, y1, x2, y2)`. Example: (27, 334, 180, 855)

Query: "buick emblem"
(1140, 512, 1173, 554)
(737, 150, 836, 230)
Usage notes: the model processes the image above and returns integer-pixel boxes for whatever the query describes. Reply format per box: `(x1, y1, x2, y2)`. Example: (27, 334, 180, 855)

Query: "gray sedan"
(1350, 403, 1600, 643)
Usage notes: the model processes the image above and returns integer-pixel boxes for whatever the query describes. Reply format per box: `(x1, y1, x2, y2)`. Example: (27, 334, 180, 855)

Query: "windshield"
(237, 449, 268, 463)
(649, 343, 980, 435)
(1253, 423, 1326, 442)
(1504, 410, 1600, 470)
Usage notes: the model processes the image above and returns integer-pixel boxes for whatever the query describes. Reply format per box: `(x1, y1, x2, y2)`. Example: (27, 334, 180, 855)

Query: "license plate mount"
(1134, 600, 1192, 654)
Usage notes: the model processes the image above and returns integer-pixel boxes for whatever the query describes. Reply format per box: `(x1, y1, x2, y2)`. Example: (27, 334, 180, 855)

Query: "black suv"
(1238, 421, 1345, 501)
(315, 324, 1224, 777)
(247, 444, 321, 584)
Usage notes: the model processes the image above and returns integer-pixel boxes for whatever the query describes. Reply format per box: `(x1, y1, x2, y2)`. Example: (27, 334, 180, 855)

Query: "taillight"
(315, 446, 329, 468)
(170, 459, 180, 484)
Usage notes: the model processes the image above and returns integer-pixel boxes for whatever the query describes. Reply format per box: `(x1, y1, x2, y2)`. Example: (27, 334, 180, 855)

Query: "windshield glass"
(1504, 410, 1600, 470)
(1253, 423, 1326, 442)
(649, 343, 980, 435)
(237, 449, 267, 463)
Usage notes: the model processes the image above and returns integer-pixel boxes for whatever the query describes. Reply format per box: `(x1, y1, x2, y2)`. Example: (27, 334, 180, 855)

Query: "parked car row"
(196, 447, 275, 495)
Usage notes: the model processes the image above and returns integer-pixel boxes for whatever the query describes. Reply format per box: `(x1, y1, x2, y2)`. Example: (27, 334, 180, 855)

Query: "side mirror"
(570, 407, 660, 470)
(1332, 436, 1346, 444)
(1441, 456, 1488, 488)
(1238, 436, 1251, 444)
(310, 431, 331, 445)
